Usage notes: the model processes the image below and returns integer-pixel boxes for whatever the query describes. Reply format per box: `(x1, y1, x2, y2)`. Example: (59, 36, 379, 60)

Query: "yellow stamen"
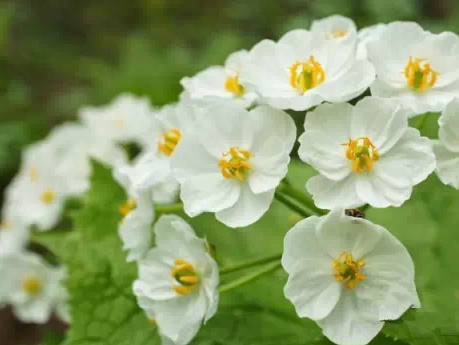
(114, 118, 125, 128)
(218, 146, 252, 181)
(289, 56, 326, 94)
(404, 56, 438, 93)
(327, 28, 348, 39)
(171, 258, 200, 296)
(30, 167, 39, 183)
(22, 276, 42, 296)
(342, 137, 379, 173)
(41, 189, 56, 205)
(225, 74, 245, 97)
(333, 252, 365, 289)
(158, 128, 182, 156)
(119, 198, 137, 217)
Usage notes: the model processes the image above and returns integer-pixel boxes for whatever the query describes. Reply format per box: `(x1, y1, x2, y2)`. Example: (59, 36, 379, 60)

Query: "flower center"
(119, 198, 137, 217)
(30, 167, 39, 183)
(158, 128, 182, 156)
(342, 137, 379, 173)
(22, 276, 42, 296)
(327, 28, 348, 39)
(333, 252, 365, 289)
(404, 57, 437, 93)
(0, 219, 11, 231)
(225, 74, 245, 97)
(171, 259, 200, 295)
(114, 118, 126, 128)
(218, 147, 252, 181)
(289, 56, 326, 94)
(41, 188, 56, 205)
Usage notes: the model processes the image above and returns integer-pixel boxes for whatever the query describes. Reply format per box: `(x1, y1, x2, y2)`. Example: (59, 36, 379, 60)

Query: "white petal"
(316, 209, 383, 259)
(316, 59, 375, 103)
(357, 230, 420, 320)
(181, 66, 230, 99)
(439, 99, 459, 152)
(282, 216, 330, 272)
(284, 260, 342, 321)
(317, 291, 384, 345)
(433, 141, 459, 189)
(350, 97, 409, 155)
(216, 185, 274, 228)
(306, 174, 364, 209)
(180, 174, 240, 217)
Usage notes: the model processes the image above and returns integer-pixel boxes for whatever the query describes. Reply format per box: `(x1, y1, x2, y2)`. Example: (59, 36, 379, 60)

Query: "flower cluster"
(1, 15, 459, 345)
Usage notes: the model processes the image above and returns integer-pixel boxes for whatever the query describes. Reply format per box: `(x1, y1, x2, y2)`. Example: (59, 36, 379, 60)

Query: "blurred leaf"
(365, 0, 419, 22)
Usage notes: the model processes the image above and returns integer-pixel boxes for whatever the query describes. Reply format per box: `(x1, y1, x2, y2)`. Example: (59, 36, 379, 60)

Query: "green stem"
(220, 253, 283, 275)
(155, 203, 183, 214)
(359, 204, 371, 213)
(278, 184, 325, 215)
(274, 191, 315, 218)
(218, 261, 282, 293)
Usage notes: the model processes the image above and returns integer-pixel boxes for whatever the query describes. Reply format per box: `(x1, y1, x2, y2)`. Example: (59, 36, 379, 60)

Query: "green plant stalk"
(278, 184, 325, 215)
(155, 203, 184, 214)
(416, 112, 431, 132)
(218, 261, 282, 293)
(220, 253, 283, 275)
(274, 191, 316, 218)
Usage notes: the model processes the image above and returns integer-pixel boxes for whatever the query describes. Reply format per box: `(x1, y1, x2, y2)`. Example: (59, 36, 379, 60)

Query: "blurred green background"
(0, 0, 459, 343)
(1, 0, 459, 193)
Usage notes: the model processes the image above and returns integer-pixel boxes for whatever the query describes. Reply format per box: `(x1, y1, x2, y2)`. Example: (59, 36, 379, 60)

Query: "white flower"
(0, 251, 64, 323)
(356, 24, 386, 60)
(433, 99, 459, 188)
(239, 29, 375, 111)
(368, 22, 459, 115)
(79, 93, 157, 148)
(181, 50, 258, 107)
(298, 97, 436, 209)
(310, 15, 357, 41)
(5, 143, 67, 231)
(141, 101, 200, 186)
(0, 204, 29, 257)
(133, 215, 219, 345)
(54, 267, 71, 324)
(114, 152, 180, 262)
(171, 104, 296, 228)
(282, 209, 420, 345)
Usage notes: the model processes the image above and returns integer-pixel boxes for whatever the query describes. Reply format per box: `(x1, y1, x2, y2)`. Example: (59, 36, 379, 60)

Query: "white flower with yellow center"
(0, 251, 64, 324)
(356, 24, 386, 60)
(79, 93, 157, 148)
(310, 15, 357, 41)
(298, 97, 436, 209)
(181, 50, 257, 107)
(114, 151, 180, 262)
(368, 22, 459, 115)
(433, 99, 459, 189)
(5, 143, 67, 231)
(170, 104, 296, 228)
(133, 215, 219, 345)
(239, 29, 375, 111)
(282, 209, 420, 345)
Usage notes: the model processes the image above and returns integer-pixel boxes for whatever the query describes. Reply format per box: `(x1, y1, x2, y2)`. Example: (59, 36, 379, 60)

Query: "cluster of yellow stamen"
(289, 56, 326, 94)
(225, 74, 245, 97)
(218, 147, 252, 181)
(22, 276, 42, 296)
(30, 167, 39, 183)
(342, 137, 379, 173)
(158, 128, 182, 156)
(114, 118, 126, 129)
(327, 28, 348, 39)
(41, 188, 56, 205)
(119, 198, 137, 217)
(171, 259, 200, 295)
(404, 57, 438, 93)
(333, 252, 365, 289)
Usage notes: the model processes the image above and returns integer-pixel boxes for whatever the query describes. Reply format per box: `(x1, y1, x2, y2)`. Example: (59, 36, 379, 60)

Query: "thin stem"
(218, 261, 282, 293)
(220, 253, 283, 275)
(155, 203, 183, 214)
(275, 191, 315, 218)
(278, 184, 325, 215)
